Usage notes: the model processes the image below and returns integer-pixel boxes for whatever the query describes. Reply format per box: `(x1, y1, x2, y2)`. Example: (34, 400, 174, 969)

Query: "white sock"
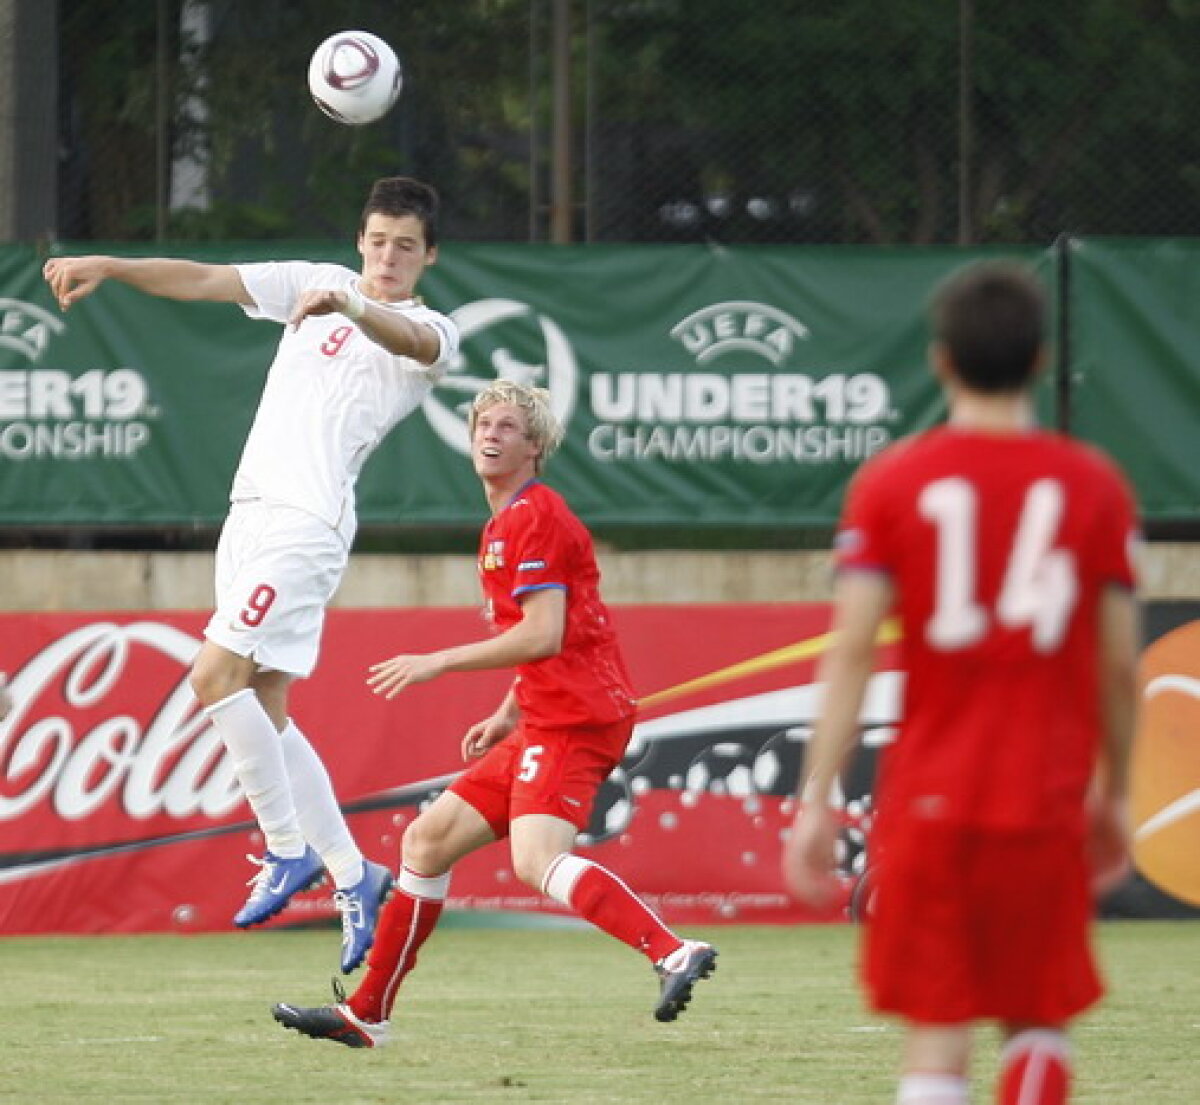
(541, 853, 590, 906)
(398, 865, 451, 901)
(281, 720, 365, 889)
(205, 689, 304, 857)
(896, 1074, 969, 1104)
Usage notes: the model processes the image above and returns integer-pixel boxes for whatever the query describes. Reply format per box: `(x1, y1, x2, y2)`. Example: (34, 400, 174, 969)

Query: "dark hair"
(360, 177, 440, 249)
(930, 260, 1046, 393)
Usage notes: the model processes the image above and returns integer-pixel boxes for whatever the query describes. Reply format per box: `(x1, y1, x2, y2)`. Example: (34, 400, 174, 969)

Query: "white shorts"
(204, 501, 349, 678)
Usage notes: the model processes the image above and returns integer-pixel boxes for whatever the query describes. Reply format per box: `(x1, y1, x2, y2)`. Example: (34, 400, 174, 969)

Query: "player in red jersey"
(783, 261, 1140, 1105)
(273, 379, 717, 1048)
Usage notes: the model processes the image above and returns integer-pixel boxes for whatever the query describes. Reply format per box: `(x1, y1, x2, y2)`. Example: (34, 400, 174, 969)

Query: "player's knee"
(188, 660, 222, 707)
(511, 854, 542, 890)
(188, 650, 246, 708)
(402, 815, 450, 873)
(510, 845, 556, 891)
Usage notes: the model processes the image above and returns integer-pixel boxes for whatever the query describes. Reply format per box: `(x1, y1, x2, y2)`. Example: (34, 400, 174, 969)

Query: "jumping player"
(272, 379, 717, 1047)
(783, 261, 1139, 1105)
(43, 177, 459, 974)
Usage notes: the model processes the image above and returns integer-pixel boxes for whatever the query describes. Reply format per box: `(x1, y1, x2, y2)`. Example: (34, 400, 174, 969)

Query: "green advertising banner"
(2, 241, 288, 526)
(420, 243, 1051, 529)
(3, 241, 1051, 529)
(1067, 239, 1200, 523)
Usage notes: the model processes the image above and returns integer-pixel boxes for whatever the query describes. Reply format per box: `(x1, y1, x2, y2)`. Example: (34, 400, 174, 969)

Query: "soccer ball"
(307, 31, 402, 126)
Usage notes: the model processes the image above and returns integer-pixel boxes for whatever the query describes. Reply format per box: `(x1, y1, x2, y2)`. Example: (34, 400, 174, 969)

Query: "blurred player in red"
(783, 261, 1140, 1105)
(273, 379, 717, 1047)
(43, 178, 458, 973)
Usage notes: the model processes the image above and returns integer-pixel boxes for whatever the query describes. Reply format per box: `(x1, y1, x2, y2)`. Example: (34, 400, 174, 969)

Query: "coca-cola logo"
(1, 622, 241, 824)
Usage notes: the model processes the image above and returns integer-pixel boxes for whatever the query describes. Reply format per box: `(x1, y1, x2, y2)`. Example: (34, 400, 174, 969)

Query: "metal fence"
(19, 0, 1200, 246)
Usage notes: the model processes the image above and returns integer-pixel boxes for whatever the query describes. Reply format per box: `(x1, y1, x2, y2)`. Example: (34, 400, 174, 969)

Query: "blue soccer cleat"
(335, 860, 394, 973)
(233, 846, 325, 928)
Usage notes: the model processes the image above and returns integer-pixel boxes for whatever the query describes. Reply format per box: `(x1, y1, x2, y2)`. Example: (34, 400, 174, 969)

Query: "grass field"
(2, 919, 1197, 1103)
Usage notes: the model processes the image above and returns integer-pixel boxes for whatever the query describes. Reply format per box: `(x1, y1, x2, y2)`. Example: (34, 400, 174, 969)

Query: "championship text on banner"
(3, 242, 1057, 529)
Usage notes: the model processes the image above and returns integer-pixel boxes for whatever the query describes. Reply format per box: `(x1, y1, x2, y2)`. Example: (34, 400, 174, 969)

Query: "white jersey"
(230, 260, 458, 539)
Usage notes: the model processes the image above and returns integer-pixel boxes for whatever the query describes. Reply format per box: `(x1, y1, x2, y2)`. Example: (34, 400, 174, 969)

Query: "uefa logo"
(424, 298, 579, 456)
(0, 297, 65, 366)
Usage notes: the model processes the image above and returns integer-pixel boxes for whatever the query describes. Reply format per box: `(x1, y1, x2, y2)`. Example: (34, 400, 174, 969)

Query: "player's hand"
(366, 652, 447, 698)
(43, 256, 109, 311)
(460, 715, 513, 761)
(782, 803, 842, 907)
(288, 289, 356, 329)
(1087, 793, 1132, 897)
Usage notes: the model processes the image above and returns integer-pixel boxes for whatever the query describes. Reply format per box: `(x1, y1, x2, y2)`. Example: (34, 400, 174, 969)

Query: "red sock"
(998, 1030, 1070, 1105)
(542, 853, 681, 963)
(348, 866, 448, 1023)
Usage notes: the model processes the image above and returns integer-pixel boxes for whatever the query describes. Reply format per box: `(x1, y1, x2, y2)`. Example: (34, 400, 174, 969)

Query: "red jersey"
(836, 426, 1138, 831)
(478, 479, 636, 729)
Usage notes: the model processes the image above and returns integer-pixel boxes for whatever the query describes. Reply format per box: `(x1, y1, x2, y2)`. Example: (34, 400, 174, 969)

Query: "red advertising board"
(1, 605, 893, 935)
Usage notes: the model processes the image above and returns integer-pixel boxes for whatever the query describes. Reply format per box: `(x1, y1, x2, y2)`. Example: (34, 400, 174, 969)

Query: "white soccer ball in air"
(307, 31, 402, 126)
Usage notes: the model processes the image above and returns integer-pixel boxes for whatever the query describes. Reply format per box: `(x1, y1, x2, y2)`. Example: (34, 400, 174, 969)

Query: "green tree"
(54, 0, 1200, 244)
(589, 0, 1200, 243)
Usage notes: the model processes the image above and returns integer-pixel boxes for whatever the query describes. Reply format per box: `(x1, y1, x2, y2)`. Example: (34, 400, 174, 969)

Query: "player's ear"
(928, 340, 955, 384)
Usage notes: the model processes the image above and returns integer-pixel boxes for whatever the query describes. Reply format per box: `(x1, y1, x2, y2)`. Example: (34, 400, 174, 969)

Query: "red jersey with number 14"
(478, 480, 636, 730)
(836, 426, 1138, 831)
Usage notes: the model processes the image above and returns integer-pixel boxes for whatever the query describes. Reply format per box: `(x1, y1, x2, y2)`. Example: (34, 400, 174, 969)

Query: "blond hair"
(469, 379, 564, 473)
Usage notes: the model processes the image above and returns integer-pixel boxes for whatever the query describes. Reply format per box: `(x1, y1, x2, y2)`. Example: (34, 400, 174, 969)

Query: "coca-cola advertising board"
(1, 604, 893, 936)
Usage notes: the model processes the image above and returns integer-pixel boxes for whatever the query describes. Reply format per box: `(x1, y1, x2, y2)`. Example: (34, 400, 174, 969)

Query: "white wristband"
(342, 285, 367, 320)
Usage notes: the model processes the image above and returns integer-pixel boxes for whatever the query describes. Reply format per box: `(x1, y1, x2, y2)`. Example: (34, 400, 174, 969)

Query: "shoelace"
(242, 854, 277, 900)
(333, 887, 364, 944)
(328, 978, 381, 1040)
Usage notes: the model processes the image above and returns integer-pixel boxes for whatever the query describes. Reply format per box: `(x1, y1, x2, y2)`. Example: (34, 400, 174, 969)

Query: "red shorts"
(863, 820, 1103, 1025)
(448, 716, 634, 837)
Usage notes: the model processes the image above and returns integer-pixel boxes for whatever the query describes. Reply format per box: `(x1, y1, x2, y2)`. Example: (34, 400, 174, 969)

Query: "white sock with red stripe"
(280, 720, 364, 889)
(542, 853, 681, 963)
(896, 1074, 969, 1104)
(999, 1030, 1070, 1105)
(348, 865, 450, 1023)
(205, 688, 304, 857)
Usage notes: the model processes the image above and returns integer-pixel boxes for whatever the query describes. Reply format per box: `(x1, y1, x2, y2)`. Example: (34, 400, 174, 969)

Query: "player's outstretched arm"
(44, 256, 251, 311)
(367, 589, 566, 699)
(1089, 584, 1139, 895)
(783, 571, 892, 906)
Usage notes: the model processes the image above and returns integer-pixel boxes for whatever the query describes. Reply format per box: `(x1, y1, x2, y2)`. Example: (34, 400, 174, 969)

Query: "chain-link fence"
(16, 0, 1199, 246)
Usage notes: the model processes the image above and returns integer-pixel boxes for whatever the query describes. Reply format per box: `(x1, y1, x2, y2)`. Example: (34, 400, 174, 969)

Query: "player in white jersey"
(44, 177, 460, 974)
